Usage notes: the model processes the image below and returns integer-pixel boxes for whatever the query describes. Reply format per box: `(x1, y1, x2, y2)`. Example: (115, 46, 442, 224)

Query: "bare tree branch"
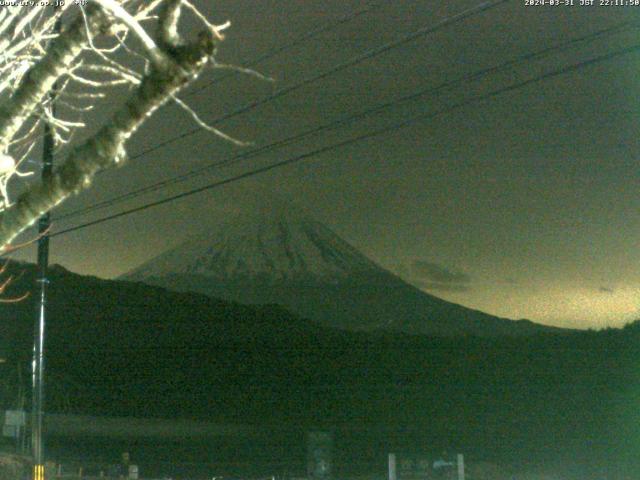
(0, 7, 220, 248)
(0, 1, 234, 249)
(0, 4, 111, 154)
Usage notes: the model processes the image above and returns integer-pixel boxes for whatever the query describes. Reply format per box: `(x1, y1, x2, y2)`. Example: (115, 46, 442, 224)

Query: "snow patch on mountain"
(126, 216, 383, 284)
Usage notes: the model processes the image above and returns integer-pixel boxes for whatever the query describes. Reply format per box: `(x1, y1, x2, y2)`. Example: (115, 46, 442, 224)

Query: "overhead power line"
(185, 2, 383, 96)
(125, 0, 510, 162)
(54, 20, 637, 223)
(54, 0, 513, 221)
(50, 42, 640, 239)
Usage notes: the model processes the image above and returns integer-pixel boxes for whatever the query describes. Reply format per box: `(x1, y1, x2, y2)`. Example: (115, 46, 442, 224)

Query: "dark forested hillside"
(0, 262, 638, 476)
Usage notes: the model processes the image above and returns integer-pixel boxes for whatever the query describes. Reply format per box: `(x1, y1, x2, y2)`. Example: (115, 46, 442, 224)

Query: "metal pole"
(31, 107, 53, 480)
(457, 454, 464, 480)
(388, 453, 397, 480)
(32, 8, 60, 480)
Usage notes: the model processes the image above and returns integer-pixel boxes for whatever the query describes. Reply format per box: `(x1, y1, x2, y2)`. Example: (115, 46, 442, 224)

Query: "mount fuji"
(123, 210, 561, 337)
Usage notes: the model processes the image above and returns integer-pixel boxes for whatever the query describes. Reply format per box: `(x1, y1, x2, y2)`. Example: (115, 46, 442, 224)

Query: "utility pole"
(32, 7, 60, 480)
(31, 122, 52, 480)
(31, 98, 53, 480)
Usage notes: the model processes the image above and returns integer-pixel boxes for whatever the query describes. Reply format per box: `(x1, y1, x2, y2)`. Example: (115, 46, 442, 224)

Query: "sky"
(9, 0, 640, 330)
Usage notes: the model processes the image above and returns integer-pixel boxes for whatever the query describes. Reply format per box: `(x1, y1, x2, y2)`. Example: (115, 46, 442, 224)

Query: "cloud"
(599, 286, 614, 294)
(412, 260, 471, 284)
(413, 280, 471, 292)
(410, 260, 472, 292)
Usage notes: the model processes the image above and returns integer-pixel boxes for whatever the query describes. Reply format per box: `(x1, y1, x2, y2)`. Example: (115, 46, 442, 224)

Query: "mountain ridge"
(123, 214, 567, 337)
(0, 261, 633, 478)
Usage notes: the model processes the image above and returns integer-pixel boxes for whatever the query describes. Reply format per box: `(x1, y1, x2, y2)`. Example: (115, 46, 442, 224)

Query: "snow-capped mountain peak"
(123, 210, 561, 337)
(127, 215, 382, 284)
